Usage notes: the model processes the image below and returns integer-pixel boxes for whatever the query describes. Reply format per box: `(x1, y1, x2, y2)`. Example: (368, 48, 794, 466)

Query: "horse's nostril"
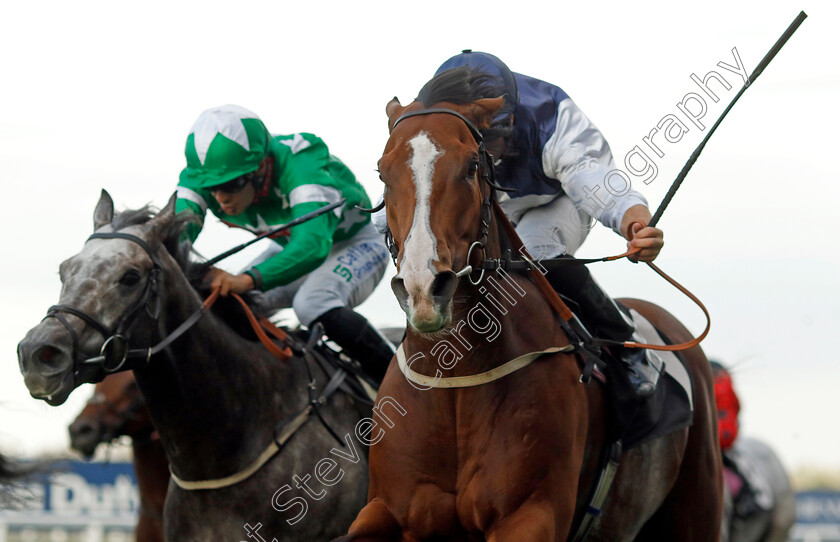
(37, 345, 60, 363)
(69, 420, 98, 442)
(390, 277, 410, 312)
(430, 271, 458, 302)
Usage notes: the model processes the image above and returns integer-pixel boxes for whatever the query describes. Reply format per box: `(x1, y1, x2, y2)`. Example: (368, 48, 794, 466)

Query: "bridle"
(387, 107, 514, 284)
(44, 231, 209, 380)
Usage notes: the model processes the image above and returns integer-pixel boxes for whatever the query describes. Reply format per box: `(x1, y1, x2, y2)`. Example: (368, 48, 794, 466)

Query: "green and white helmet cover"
(180, 105, 269, 188)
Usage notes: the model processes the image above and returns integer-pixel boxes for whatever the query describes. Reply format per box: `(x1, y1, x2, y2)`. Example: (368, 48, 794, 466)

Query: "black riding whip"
(196, 198, 346, 274)
(649, 11, 807, 228)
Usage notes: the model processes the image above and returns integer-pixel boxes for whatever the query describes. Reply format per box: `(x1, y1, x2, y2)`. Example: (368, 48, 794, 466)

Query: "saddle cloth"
(607, 308, 695, 449)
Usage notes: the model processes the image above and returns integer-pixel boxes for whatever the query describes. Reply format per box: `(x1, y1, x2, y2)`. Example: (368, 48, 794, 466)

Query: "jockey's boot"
(313, 307, 395, 385)
(545, 258, 663, 398)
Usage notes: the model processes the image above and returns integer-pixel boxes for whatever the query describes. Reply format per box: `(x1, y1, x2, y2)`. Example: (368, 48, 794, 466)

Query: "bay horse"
(69, 371, 168, 542)
(17, 191, 370, 540)
(340, 70, 722, 540)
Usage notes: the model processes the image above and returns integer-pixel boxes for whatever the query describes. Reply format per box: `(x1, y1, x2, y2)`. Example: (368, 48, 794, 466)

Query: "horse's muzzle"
(392, 270, 459, 333)
(68, 418, 101, 458)
(18, 329, 75, 405)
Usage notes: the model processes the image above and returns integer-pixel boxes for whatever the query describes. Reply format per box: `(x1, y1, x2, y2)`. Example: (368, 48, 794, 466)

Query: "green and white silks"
(176, 105, 372, 290)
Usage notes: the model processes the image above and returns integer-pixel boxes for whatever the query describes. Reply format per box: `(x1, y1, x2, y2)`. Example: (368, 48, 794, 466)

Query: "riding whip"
(197, 198, 346, 273)
(649, 11, 807, 228)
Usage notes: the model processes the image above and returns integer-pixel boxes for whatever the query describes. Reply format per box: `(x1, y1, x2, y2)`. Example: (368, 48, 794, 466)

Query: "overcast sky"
(1, 0, 837, 474)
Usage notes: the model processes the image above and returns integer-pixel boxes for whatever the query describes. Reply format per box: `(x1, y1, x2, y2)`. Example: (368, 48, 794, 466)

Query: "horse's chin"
(409, 319, 448, 334)
(70, 441, 98, 460)
(32, 386, 73, 407)
(407, 309, 452, 335)
(26, 372, 75, 407)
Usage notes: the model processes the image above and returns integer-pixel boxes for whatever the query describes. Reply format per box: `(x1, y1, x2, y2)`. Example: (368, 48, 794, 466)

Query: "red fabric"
(714, 368, 741, 450)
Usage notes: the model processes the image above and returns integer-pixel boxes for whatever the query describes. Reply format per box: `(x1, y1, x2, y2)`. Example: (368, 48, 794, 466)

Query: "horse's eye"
(467, 161, 479, 178)
(119, 270, 141, 287)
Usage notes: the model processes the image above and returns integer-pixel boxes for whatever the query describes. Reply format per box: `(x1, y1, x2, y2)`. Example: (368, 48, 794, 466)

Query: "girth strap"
(571, 440, 623, 542)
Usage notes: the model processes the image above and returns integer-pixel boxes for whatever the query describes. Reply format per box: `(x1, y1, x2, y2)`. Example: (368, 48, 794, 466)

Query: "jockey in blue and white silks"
(491, 72, 649, 257)
(432, 51, 666, 398)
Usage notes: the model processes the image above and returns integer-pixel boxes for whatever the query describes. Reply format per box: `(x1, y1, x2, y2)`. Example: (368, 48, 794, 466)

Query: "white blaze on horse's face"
(401, 133, 441, 284)
(395, 132, 452, 332)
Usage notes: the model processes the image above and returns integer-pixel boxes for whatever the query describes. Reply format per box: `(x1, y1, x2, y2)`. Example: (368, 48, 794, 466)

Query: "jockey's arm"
(205, 207, 336, 296)
(620, 204, 664, 263)
(175, 194, 255, 295)
(541, 98, 663, 262)
(244, 202, 337, 291)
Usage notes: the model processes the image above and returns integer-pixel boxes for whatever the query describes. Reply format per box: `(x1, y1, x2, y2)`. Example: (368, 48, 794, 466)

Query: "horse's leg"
(136, 513, 164, 542)
(485, 502, 559, 542)
(634, 437, 723, 540)
(334, 498, 403, 542)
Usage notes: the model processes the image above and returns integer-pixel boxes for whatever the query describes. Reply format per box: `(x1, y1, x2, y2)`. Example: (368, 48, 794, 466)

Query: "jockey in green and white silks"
(176, 104, 393, 383)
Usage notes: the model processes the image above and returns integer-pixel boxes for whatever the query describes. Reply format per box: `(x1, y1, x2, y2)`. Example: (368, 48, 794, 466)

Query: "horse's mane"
(416, 66, 515, 144)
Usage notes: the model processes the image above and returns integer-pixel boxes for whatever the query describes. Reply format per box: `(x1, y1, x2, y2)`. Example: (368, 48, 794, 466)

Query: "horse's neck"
(134, 267, 308, 479)
(131, 437, 169, 510)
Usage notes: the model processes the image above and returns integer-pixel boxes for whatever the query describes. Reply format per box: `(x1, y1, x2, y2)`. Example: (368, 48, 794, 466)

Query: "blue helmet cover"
(435, 50, 519, 112)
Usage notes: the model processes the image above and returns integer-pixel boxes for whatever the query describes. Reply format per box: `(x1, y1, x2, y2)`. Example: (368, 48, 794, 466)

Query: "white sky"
(1, 0, 837, 474)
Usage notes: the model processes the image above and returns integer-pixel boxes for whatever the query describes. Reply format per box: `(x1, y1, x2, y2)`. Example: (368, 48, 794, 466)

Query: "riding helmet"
(180, 104, 270, 189)
(435, 49, 519, 118)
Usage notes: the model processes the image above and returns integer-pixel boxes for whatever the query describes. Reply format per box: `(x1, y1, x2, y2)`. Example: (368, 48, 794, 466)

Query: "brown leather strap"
(626, 262, 710, 352)
(259, 316, 290, 343)
(492, 200, 575, 322)
(202, 288, 220, 309)
(490, 202, 710, 353)
(229, 293, 293, 361)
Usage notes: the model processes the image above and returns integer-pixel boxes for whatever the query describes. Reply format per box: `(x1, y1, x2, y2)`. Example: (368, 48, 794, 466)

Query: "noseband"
(45, 232, 164, 379)
(389, 107, 514, 284)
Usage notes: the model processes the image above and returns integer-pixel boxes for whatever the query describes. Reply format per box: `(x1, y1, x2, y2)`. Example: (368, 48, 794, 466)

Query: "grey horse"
(720, 436, 796, 542)
(18, 190, 371, 540)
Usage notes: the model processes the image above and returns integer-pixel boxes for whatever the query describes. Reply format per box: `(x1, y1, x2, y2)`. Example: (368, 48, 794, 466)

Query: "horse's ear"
(93, 189, 114, 231)
(468, 97, 506, 131)
(386, 97, 405, 133)
(147, 192, 177, 241)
